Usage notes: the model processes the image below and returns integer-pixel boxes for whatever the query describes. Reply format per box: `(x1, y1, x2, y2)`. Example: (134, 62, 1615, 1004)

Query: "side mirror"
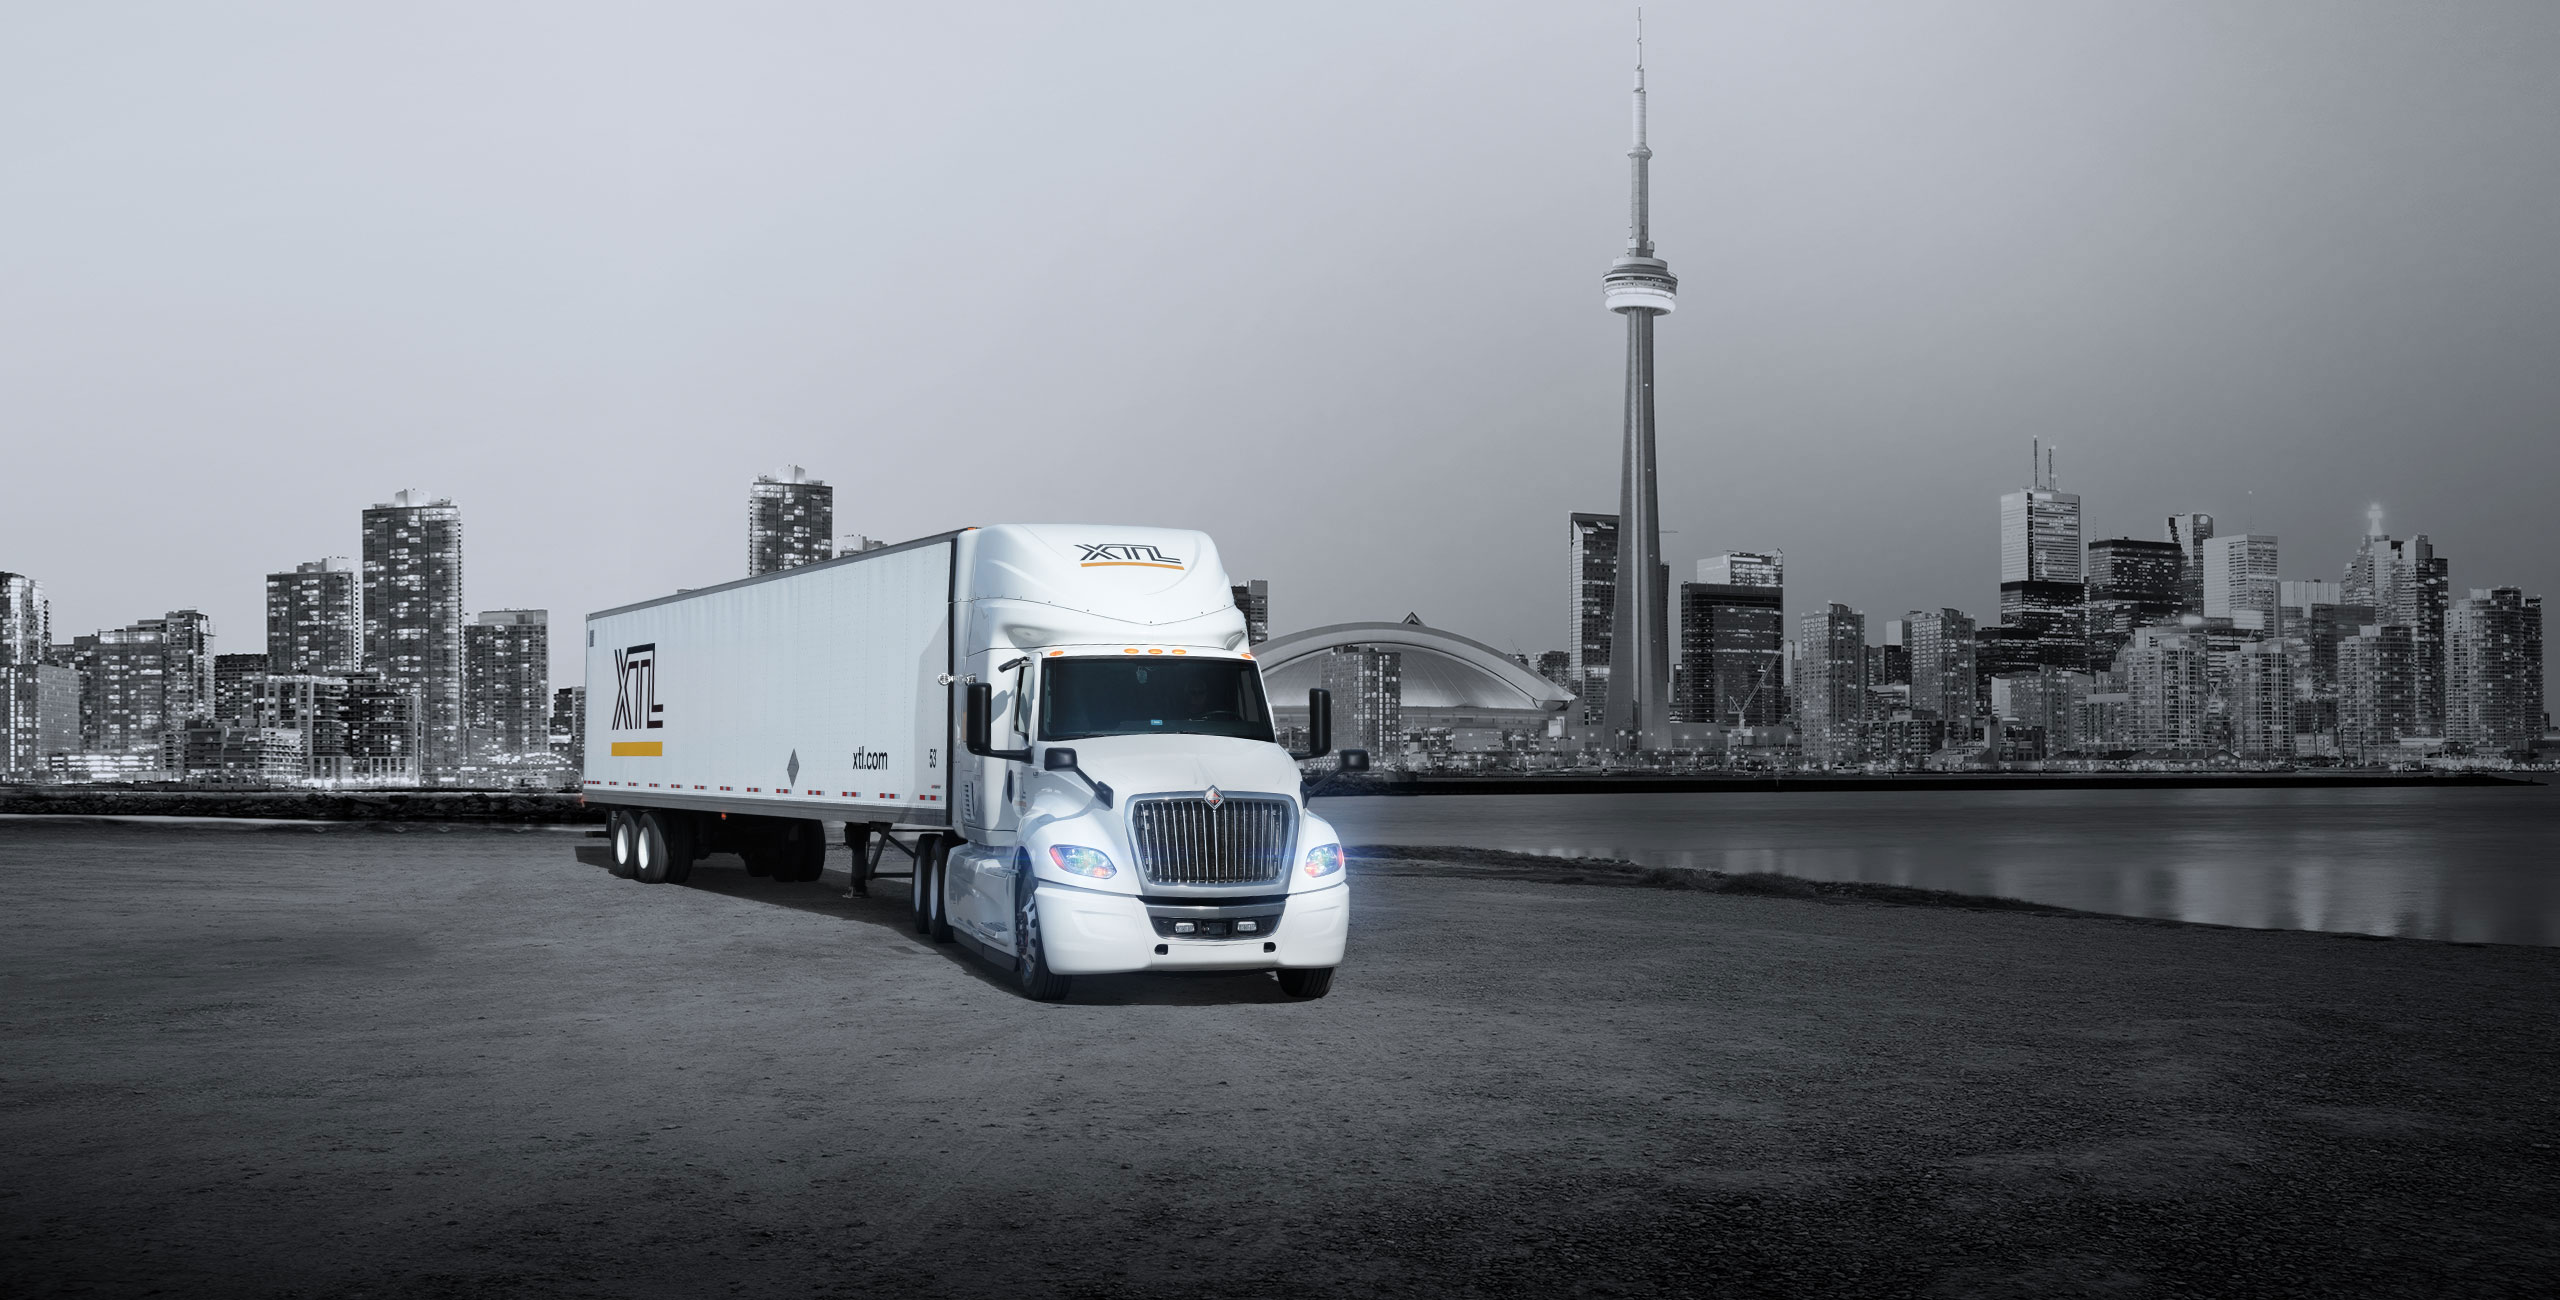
(1043, 746, 1077, 771)
(1338, 748, 1370, 773)
(964, 682, 1030, 761)
(1291, 687, 1334, 761)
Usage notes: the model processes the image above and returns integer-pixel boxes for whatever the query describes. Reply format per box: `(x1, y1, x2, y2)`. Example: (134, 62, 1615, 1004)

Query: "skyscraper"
(2339, 623, 2417, 761)
(2446, 588, 2543, 755)
(2085, 538, 2183, 670)
(1566, 513, 1619, 724)
(2167, 513, 2215, 616)
(2000, 443, 2082, 584)
(2204, 535, 2282, 633)
(464, 610, 549, 768)
(1229, 580, 1270, 646)
(1, 572, 49, 666)
(550, 685, 587, 772)
(1320, 645, 1403, 762)
(748, 466, 834, 576)
(2229, 639, 2295, 759)
(1678, 552, 1785, 728)
(2125, 624, 2211, 754)
(363, 491, 464, 780)
(1906, 609, 1977, 726)
(1795, 605, 1867, 767)
(1874, 619, 1912, 688)
(266, 558, 361, 674)
(1598, 28, 1677, 751)
(2344, 524, 2449, 734)
(90, 619, 170, 755)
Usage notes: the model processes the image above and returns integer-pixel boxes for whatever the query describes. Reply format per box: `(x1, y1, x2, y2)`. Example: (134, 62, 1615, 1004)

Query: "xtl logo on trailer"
(1076, 543, 1184, 569)
(612, 644, 663, 730)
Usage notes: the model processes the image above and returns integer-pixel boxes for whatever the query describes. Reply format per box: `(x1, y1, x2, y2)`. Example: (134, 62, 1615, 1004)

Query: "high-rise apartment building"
(157, 609, 216, 726)
(1320, 645, 1403, 762)
(2, 572, 49, 666)
(2228, 639, 2294, 759)
(363, 491, 465, 780)
(266, 558, 361, 674)
(2446, 588, 2544, 755)
(2339, 624, 2417, 761)
(748, 466, 834, 576)
(1990, 666, 2092, 755)
(2344, 527, 2450, 734)
(2125, 624, 2211, 754)
(464, 610, 549, 766)
(1874, 620, 1912, 687)
(550, 686, 587, 771)
(1229, 580, 1270, 646)
(1906, 609, 1977, 725)
(1566, 513, 1619, 724)
(2204, 535, 2281, 633)
(2, 660, 78, 779)
(213, 653, 267, 724)
(2167, 513, 2215, 616)
(2086, 538, 2183, 670)
(91, 620, 170, 754)
(1795, 605, 1867, 766)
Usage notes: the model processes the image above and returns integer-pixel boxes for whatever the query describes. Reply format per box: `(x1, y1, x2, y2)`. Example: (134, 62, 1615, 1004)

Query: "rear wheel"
(927, 852, 954, 944)
(663, 814, 696, 885)
(1013, 865, 1071, 1002)
(635, 812, 673, 883)
(607, 811, 638, 879)
(1277, 968, 1334, 1000)
(792, 821, 828, 882)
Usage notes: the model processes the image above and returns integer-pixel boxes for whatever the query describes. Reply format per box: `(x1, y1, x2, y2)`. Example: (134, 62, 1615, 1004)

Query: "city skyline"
(5, 4, 2558, 693)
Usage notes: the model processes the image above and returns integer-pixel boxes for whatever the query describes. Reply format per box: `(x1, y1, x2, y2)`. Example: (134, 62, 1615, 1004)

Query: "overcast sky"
(5, 2, 2555, 688)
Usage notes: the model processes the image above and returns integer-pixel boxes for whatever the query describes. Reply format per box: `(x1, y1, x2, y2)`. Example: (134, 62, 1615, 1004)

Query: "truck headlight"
(1303, 843, 1343, 878)
(1048, 845, 1116, 879)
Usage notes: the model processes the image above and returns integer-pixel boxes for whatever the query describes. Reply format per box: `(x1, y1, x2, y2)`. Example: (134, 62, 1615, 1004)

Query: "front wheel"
(1277, 967, 1334, 1000)
(927, 852, 955, 945)
(1012, 867, 1071, 1002)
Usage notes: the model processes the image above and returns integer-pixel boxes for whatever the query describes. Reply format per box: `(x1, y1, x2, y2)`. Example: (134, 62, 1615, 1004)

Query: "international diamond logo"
(786, 750, 801, 785)
(1204, 786, 1223, 808)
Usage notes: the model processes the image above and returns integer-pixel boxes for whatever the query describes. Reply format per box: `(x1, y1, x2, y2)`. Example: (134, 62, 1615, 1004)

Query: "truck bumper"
(1038, 882, 1348, 975)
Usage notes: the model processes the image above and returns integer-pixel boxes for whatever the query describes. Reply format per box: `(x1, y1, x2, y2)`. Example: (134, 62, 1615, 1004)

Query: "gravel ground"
(3, 820, 2556, 1299)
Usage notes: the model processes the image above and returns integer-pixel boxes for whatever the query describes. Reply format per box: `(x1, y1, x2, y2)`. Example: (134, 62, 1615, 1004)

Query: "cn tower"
(1599, 19, 1677, 750)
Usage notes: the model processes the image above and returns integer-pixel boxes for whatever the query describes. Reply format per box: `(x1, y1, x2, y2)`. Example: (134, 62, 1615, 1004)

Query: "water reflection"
(1311, 784, 2560, 946)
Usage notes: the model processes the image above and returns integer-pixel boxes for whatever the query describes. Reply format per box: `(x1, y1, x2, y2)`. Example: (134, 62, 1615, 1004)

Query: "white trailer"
(583, 524, 1366, 1000)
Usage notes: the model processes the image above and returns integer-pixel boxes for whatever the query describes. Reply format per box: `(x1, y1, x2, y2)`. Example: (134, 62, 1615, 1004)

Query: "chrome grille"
(1129, 796, 1294, 886)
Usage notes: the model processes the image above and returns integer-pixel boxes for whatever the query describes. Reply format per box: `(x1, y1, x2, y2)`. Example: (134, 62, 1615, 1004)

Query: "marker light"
(1049, 845, 1116, 879)
(1304, 844, 1344, 878)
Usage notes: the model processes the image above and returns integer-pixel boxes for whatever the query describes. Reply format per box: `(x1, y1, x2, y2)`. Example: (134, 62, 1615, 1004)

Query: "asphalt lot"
(3, 819, 2557, 1298)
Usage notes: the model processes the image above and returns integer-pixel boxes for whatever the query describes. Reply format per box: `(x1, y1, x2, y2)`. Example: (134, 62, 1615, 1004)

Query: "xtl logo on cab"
(612, 643, 663, 730)
(1076, 542, 1184, 569)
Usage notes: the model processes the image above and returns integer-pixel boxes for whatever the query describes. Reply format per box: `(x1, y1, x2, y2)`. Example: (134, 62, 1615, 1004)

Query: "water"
(1311, 782, 2560, 946)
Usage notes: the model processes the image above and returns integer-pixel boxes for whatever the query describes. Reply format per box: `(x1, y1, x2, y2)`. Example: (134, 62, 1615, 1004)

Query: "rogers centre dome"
(1253, 620, 1574, 723)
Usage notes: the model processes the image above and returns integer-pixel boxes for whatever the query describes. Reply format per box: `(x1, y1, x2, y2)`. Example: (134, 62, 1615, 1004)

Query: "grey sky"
(5, 2, 2556, 689)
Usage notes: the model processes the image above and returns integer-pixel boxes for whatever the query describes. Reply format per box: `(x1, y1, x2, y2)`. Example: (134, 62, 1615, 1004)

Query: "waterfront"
(1315, 782, 2560, 946)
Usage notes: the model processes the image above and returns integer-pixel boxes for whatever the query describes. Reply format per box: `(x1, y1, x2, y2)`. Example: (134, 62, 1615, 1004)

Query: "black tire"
(910, 840, 934, 935)
(1013, 863, 1071, 1002)
(661, 813, 695, 885)
(635, 811, 674, 884)
(927, 852, 955, 945)
(1277, 967, 1334, 1000)
(607, 811, 639, 879)
(743, 841, 774, 877)
(793, 822, 828, 882)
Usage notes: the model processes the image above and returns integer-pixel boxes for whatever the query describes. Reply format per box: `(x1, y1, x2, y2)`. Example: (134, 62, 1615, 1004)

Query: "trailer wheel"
(1277, 968, 1335, 1000)
(634, 812, 675, 884)
(664, 814, 696, 885)
(607, 811, 639, 879)
(927, 852, 955, 944)
(789, 821, 828, 882)
(743, 840, 774, 877)
(1012, 863, 1071, 1002)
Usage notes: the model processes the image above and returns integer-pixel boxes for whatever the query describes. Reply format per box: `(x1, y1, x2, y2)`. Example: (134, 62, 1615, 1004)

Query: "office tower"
(1795, 605, 1867, 766)
(1906, 609, 1977, 725)
(748, 466, 834, 576)
(1566, 513, 1619, 724)
(2339, 624, 2417, 761)
(266, 558, 361, 674)
(1873, 621, 1914, 690)
(1974, 625, 2042, 716)
(2, 572, 49, 666)
(2001, 443, 2082, 584)
(1998, 583, 2087, 670)
(2203, 535, 2281, 633)
(1598, 32, 1677, 751)
(2446, 588, 2544, 754)
(1698, 551, 1782, 588)
(463, 610, 549, 767)
(213, 653, 267, 724)
(1229, 580, 1270, 646)
(2167, 513, 2215, 616)
(1320, 645, 1403, 761)
(2125, 625, 2211, 754)
(2085, 538, 2183, 670)
(2229, 639, 2295, 759)
(363, 491, 465, 780)
(1678, 567, 1786, 728)
(550, 686, 587, 770)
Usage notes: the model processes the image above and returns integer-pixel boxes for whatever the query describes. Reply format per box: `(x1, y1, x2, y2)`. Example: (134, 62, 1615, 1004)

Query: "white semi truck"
(580, 524, 1365, 1000)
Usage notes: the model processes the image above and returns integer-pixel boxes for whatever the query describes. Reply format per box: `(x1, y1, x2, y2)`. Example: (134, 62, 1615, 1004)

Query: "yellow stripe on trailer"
(610, 741, 663, 757)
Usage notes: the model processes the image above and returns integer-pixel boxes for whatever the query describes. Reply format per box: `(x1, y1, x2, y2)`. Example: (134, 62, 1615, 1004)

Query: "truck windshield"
(1041, 657, 1275, 743)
